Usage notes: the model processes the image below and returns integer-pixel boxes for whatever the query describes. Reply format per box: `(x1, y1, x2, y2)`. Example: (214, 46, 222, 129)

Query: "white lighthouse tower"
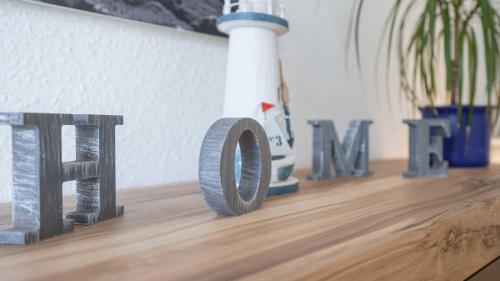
(218, 0, 299, 196)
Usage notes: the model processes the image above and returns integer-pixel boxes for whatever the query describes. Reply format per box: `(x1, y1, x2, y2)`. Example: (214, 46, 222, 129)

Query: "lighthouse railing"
(223, 0, 286, 19)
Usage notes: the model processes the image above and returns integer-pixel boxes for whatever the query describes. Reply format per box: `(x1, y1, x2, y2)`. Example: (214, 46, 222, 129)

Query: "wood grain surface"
(0, 160, 499, 281)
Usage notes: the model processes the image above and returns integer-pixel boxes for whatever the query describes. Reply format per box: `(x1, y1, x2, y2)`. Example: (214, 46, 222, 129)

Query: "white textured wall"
(0, 0, 408, 202)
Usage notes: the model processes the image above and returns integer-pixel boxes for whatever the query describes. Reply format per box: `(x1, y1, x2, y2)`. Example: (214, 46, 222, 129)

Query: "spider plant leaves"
(467, 28, 478, 128)
(383, 0, 404, 90)
(399, 1, 420, 108)
(354, 0, 365, 72)
(350, 0, 500, 128)
(479, 0, 494, 107)
(440, 1, 452, 92)
(477, 0, 500, 127)
(456, 22, 467, 127)
(426, 0, 438, 104)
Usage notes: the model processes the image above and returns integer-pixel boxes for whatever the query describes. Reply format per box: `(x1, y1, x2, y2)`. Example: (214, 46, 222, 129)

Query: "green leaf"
(440, 1, 452, 92)
(467, 28, 478, 128)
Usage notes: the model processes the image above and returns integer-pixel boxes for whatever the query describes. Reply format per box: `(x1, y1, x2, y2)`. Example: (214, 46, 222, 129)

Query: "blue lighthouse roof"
(218, 12, 289, 29)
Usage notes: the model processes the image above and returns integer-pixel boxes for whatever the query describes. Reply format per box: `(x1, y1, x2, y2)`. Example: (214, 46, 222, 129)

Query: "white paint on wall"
(0, 0, 409, 202)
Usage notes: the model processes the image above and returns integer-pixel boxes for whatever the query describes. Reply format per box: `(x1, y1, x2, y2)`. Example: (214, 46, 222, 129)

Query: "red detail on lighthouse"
(261, 102, 275, 112)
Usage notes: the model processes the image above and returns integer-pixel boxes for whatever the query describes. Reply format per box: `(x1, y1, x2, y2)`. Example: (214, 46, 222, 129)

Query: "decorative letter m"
(308, 120, 372, 181)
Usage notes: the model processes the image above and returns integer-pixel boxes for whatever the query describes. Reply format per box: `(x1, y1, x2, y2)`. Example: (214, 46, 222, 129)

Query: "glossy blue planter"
(420, 106, 490, 167)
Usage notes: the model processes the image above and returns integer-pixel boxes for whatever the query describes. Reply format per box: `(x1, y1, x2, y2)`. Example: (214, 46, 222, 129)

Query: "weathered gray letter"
(199, 118, 271, 216)
(0, 113, 123, 245)
(403, 119, 451, 179)
(307, 120, 373, 181)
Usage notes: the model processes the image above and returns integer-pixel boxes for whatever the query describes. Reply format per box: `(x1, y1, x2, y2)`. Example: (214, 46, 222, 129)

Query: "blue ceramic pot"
(420, 106, 490, 167)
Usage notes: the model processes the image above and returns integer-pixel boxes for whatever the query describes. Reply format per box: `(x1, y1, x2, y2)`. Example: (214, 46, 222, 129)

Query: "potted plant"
(351, 0, 500, 167)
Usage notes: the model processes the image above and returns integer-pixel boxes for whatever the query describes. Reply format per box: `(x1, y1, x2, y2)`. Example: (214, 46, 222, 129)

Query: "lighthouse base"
(267, 177, 299, 197)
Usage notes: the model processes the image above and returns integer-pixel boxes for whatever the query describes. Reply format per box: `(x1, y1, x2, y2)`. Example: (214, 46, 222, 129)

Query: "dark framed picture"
(28, 0, 226, 37)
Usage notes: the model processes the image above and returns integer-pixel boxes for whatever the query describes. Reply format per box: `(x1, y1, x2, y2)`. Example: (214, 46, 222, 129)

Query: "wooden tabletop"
(0, 160, 499, 281)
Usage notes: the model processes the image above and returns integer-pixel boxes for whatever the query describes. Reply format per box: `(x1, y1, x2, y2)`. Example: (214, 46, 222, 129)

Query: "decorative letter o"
(199, 118, 271, 216)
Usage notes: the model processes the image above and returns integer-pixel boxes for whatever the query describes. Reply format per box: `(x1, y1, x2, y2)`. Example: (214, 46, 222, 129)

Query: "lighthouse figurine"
(218, 0, 299, 196)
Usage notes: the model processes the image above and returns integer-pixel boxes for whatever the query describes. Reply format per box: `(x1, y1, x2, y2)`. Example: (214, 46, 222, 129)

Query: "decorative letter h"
(0, 113, 123, 245)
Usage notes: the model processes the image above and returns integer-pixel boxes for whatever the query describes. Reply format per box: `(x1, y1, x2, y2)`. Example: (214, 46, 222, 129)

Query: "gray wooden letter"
(307, 120, 373, 181)
(65, 115, 124, 224)
(0, 113, 123, 245)
(403, 119, 451, 179)
(199, 118, 271, 216)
